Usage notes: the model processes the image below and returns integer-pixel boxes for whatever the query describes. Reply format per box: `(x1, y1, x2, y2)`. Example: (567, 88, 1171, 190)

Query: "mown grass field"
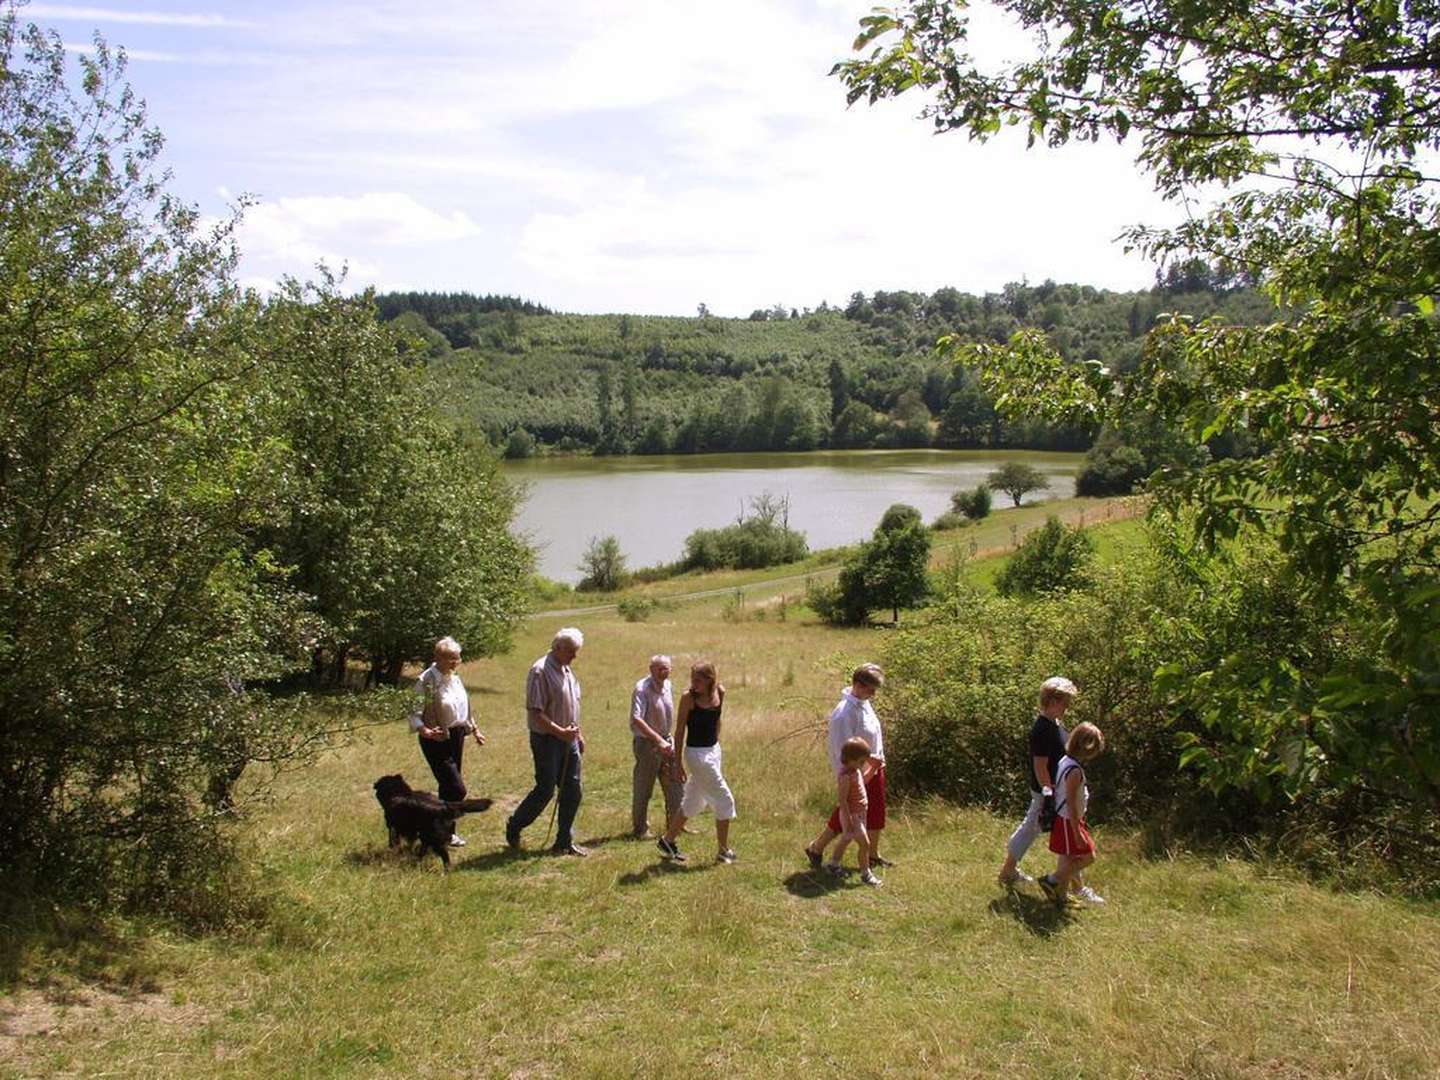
(4, 522, 1438, 1078)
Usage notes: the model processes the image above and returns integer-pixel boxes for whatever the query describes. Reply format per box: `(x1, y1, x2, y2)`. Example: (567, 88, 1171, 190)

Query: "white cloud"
(29, 4, 254, 27)
(228, 193, 483, 290)
(63, 40, 180, 62)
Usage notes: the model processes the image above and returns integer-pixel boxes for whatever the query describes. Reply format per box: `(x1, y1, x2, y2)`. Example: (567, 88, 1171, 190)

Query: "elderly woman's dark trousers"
(510, 732, 582, 847)
(419, 727, 467, 801)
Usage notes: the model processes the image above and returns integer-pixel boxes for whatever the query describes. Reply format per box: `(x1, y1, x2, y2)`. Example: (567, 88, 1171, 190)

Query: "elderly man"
(629, 654, 681, 839)
(505, 627, 587, 856)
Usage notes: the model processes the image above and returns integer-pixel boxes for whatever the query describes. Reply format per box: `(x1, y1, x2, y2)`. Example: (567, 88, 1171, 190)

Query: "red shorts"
(827, 765, 886, 832)
(1049, 817, 1094, 856)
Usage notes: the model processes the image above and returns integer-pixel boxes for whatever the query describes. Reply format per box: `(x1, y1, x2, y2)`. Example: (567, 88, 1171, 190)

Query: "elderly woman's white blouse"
(409, 664, 471, 732)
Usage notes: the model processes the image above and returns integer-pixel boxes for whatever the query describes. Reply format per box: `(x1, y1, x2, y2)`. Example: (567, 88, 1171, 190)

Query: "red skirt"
(1049, 817, 1094, 856)
(827, 764, 886, 832)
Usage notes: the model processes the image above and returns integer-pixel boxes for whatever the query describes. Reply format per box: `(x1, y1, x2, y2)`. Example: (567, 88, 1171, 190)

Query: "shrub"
(616, 596, 656, 622)
(577, 535, 628, 591)
(994, 516, 1094, 596)
(1075, 440, 1147, 496)
(883, 556, 1197, 818)
(951, 483, 993, 520)
(505, 427, 537, 459)
(878, 503, 923, 533)
(931, 510, 967, 531)
(682, 495, 809, 571)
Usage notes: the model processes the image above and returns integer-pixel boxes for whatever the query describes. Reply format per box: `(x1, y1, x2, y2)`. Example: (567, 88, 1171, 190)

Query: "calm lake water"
(503, 449, 1083, 584)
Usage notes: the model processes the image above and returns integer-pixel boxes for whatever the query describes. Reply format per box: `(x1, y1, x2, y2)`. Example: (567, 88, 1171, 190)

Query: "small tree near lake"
(986, 462, 1050, 507)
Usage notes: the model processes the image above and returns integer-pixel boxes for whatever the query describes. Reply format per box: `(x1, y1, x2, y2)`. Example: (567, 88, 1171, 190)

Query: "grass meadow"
(4, 524, 1440, 1078)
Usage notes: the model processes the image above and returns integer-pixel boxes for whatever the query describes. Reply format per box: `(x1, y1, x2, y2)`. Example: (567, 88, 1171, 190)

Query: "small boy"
(827, 737, 881, 886)
(1039, 722, 1105, 907)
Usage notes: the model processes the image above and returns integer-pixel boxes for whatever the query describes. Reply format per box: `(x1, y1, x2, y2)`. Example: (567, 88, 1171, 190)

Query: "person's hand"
(472, 729, 486, 746)
(577, 732, 586, 754)
(658, 738, 674, 756)
(420, 725, 447, 742)
(676, 766, 687, 783)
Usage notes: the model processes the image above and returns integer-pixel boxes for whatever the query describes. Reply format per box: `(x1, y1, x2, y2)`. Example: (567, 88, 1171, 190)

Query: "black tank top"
(686, 699, 722, 748)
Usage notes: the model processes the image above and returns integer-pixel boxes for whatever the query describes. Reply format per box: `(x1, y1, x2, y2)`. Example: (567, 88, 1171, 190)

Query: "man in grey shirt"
(506, 627, 587, 856)
(630, 654, 681, 839)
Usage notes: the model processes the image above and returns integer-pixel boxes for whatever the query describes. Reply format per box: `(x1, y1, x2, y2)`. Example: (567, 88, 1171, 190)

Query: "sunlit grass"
(8, 602, 1440, 1078)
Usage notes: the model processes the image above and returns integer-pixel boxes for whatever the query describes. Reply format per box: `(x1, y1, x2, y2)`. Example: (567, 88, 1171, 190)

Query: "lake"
(503, 449, 1083, 584)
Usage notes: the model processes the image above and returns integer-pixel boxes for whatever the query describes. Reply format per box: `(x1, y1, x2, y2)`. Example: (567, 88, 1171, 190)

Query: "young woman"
(657, 661, 737, 864)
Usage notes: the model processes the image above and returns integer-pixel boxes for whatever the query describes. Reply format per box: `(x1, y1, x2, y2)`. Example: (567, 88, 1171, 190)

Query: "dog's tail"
(447, 797, 493, 815)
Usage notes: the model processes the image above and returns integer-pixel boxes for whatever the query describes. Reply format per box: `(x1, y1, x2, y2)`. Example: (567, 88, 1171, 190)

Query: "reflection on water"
(501, 449, 1081, 583)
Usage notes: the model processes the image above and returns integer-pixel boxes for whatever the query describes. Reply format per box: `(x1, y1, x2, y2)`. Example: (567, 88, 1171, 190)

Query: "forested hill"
(378, 267, 1275, 458)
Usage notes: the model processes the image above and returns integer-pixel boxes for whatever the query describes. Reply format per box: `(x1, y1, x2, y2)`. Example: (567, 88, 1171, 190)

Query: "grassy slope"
(7, 523, 1439, 1078)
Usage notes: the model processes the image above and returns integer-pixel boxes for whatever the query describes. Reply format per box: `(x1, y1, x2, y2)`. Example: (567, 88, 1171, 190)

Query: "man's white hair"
(650, 654, 672, 667)
(434, 636, 462, 657)
(553, 627, 585, 650)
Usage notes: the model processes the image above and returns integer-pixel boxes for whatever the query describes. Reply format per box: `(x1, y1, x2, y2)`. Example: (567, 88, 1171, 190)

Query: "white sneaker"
(448, 833, 466, 848)
(998, 869, 1035, 888)
(1073, 885, 1105, 905)
(860, 870, 883, 887)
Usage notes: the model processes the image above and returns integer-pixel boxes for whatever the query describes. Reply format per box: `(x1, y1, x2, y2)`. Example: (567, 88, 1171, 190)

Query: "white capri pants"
(1006, 791, 1046, 861)
(680, 744, 737, 821)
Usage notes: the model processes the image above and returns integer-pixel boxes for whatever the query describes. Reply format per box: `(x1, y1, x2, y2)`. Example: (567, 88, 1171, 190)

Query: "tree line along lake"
(502, 448, 1082, 584)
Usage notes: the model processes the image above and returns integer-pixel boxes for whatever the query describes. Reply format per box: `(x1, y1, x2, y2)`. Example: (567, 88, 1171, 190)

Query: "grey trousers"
(631, 737, 683, 836)
(1006, 790, 1047, 861)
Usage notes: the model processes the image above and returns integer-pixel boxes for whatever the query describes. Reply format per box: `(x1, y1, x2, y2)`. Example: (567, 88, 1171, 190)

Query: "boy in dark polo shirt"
(996, 676, 1075, 888)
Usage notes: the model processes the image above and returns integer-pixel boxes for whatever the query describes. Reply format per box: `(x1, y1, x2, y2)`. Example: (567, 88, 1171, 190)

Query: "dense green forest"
(379, 268, 1275, 463)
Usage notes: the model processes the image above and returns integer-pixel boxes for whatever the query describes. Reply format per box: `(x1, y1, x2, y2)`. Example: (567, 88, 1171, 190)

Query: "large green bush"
(994, 516, 1095, 596)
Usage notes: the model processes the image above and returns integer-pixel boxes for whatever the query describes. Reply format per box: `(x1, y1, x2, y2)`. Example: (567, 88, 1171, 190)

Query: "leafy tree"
(1075, 434, 1147, 497)
(951, 484, 992, 521)
(814, 507, 932, 625)
(828, 357, 849, 422)
(505, 427, 537, 459)
(834, 0, 1440, 807)
(863, 518, 933, 622)
(890, 389, 933, 447)
(986, 462, 1050, 507)
(995, 517, 1095, 598)
(0, 20, 324, 904)
(578, 535, 628, 591)
(878, 503, 924, 533)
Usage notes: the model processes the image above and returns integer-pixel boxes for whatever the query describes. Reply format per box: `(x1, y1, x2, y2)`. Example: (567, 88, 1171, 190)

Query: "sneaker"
(1073, 885, 1106, 905)
(504, 819, 521, 851)
(657, 836, 687, 862)
(1038, 874, 1064, 904)
(998, 868, 1035, 888)
(551, 842, 589, 857)
(804, 846, 823, 871)
(717, 848, 737, 864)
(871, 854, 896, 869)
(860, 870, 883, 887)
(448, 833, 467, 848)
(824, 862, 846, 877)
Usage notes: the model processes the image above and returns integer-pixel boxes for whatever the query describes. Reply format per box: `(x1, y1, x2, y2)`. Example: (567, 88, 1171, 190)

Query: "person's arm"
(1033, 755, 1054, 792)
(1064, 766, 1084, 822)
(713, 685, 725, 743)
(836, 772, 853, 832)
(672, 694, 691, 781)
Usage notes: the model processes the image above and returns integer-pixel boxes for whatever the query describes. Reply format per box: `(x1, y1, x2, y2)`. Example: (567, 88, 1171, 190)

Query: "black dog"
(372, 774, 493, 869)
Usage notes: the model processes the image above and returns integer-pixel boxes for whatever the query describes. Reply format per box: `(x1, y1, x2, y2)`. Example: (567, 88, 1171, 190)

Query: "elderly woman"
(803, 663, 890, 872)
(411, 636, 486, 847)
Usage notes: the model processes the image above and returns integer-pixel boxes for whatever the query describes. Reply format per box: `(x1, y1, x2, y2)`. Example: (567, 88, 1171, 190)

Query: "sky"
(29, 0, 1186, 316)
